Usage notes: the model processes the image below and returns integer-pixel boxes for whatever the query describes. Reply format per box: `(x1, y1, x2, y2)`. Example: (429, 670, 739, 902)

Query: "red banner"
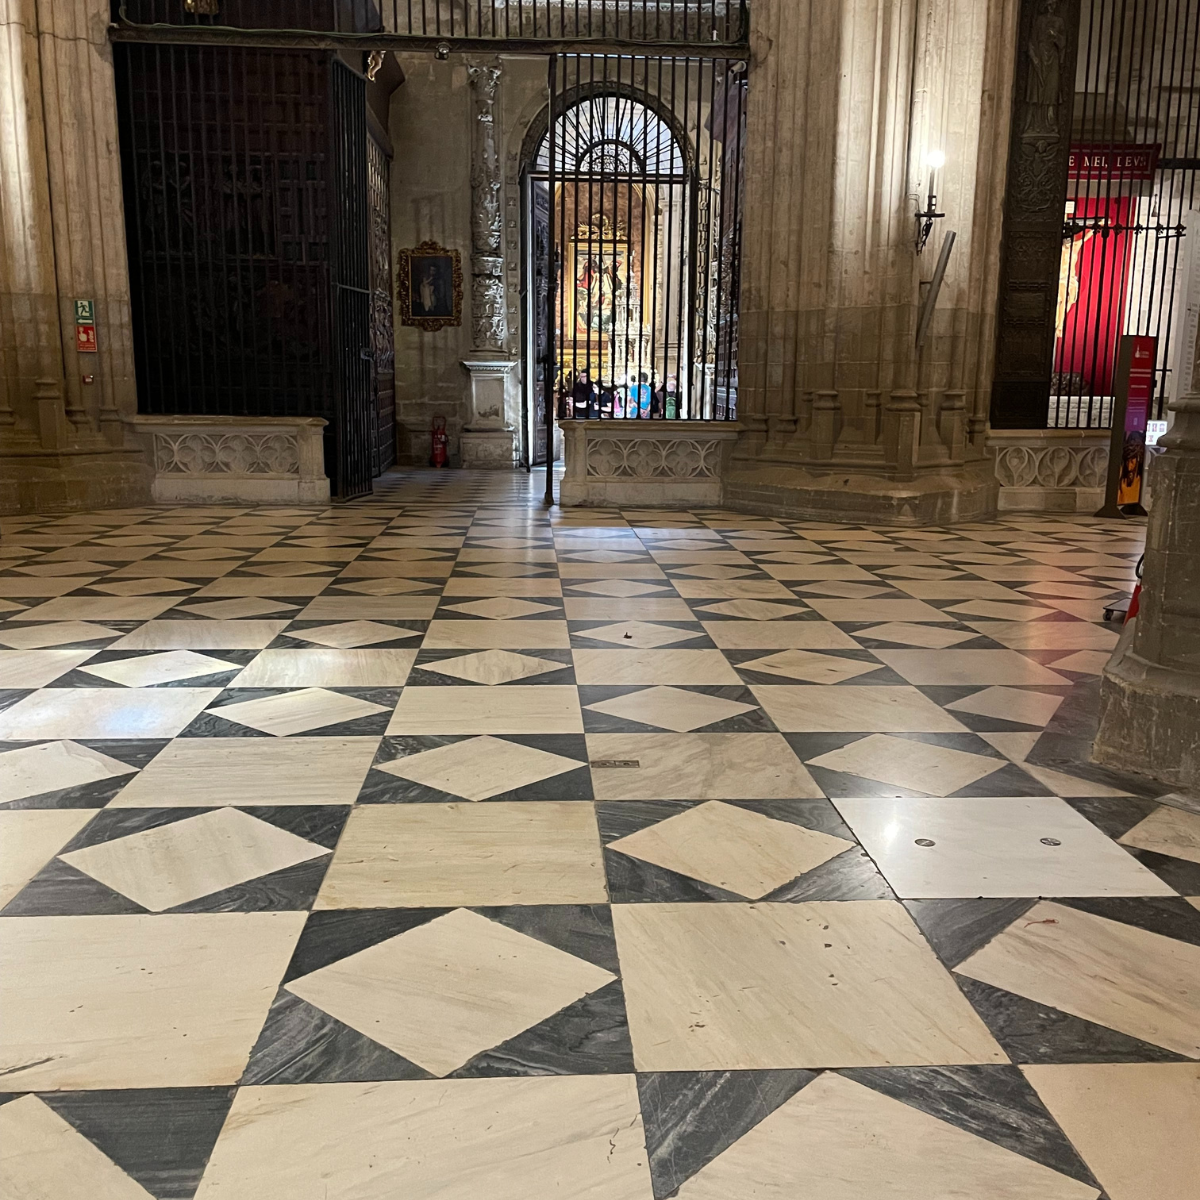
(1068, 144, 1159, 181)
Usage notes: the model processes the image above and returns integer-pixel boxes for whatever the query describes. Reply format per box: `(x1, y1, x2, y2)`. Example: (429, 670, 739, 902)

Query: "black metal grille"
(1050, 0, 1199, 428)
(532, 52, 745, 464)
(368, 134, 397, 474)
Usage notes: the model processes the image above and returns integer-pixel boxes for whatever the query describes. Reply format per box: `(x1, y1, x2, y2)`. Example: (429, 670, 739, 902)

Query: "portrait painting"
(398, 241, 463, 331)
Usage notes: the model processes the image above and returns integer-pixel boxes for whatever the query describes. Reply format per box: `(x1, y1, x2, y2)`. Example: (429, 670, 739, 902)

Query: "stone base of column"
(0, 447, 152, 514)
(721, 459, 998, 526)
(1095, 636, 1200, 790)
(460, 429, 517, 469)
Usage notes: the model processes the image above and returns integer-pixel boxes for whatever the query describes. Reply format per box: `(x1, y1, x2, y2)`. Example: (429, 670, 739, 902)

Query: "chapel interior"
(1, 1, 1199, 1197)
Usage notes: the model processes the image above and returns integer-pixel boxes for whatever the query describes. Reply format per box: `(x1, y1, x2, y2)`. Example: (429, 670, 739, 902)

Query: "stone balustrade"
(987, 428, 1110, 512)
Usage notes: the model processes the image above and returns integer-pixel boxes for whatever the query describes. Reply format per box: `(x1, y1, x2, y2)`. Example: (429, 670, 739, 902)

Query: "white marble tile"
(290, 619, 419, 648)
(0, 577, 101, 598)
(696, 599, 808, 620)
(1048, 649, 1112, 674)
(564, 596, 698, 621)
(193, 1076, 652, 1200)
(0, 1094, 157, 1200)
(1019, 763, 1131, 796)
(1022, 1064, 1199, 1200)
(851, 622, 977, 648)
(79, 649, 241, 686)
(979, 731, 1041, 761)
(90, 577, 197, 596)
(0, 739, 137, 804)
(176, 597, 299, 619)
(213, 688, 388, 736)
(872, 649, 1071, 686)
(586, 685, 757, 732)
(574, 620, 706, 648)
(191, 577, 331, 599)
(738, 649, 884, 683)
(944, 685, 1065, 726)
(608, 801, 853, 898)
(806, 734, 1005, 795)
(672, 578, 798, 599)
(111, 736, 378, 807)
(892, 581, 1026, 600)
(287, 907, 615, 1076)
(568, 578, 671, 597)
(375, 735, 583, 800)
(110, 620, 290, 650)
(315, 802, 606, 907)
(0, 912, 304, 1088)
(443, 578, 563, 597)
(756, 563, 880, 581)
(805, 599, 956, 623)
(424, 648, 565, 684)
(834, 796, 1175, 898)
(0, 648, 97, 687)
(752, 686, 966, 732)
(233, 649, 416, 687)
(614, 901, 1004, 1070)
(587, 732, 823, 800)
(675, 1071, 1098, 1200)
(956, 901, 1200, 1057)
(573, 648, 741, 685)
(0, 809, 95, 908)
(387, 686, 582, 734)
(1019, 581, 1117, 599)
(0, 688, 220, 740)
(297, 596, 439, 621)
(14, 597, 181, 622)
(1118, 805, 1200, 865)
(0, 621, 118, 649)
(415, 619, 573, 653)
(665, 564, 754, 579)
(62, 809, 330, 911)
(334, 578, 440, 597)
(444, 597, 558, 619)
(964, 621, 1119, 651)
(946, 599, 1056, 621)
(701, 621, 860, 650)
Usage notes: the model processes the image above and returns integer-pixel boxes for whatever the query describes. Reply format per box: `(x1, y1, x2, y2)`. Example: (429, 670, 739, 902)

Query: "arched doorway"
(520, 60, 745, 466)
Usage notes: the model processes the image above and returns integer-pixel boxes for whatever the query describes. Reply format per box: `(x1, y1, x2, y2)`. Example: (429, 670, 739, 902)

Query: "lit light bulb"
(925, 149, 946, 170)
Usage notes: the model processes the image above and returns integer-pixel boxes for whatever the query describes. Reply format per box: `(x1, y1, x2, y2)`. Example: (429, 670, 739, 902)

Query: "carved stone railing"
(559, 420, 741, 507)
(129, 415, 330, 503)
(987, 428, 1109, 512)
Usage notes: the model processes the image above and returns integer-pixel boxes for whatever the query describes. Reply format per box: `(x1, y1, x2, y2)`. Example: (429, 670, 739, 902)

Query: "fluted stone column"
(461, 56, 517, 468)
(1095, 313, 1200, 789)
(726, 0, 1018, 524)
(0, 0, 149, 511)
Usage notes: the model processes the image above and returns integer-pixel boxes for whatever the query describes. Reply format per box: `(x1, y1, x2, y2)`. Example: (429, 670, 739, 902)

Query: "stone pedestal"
(1095, 321, 1200, 790)
(460, 358, 518, 469)
(727, 0, 1018, 524)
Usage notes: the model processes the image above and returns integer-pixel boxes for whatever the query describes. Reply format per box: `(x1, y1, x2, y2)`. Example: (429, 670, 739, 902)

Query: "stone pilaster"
(1095, 313, 1200, 789)
(0, 0, 149, 512)
(725, 0, 1019, 524)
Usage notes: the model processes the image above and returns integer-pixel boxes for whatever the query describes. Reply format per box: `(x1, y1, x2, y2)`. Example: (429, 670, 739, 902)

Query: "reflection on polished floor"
(1, 469, 1198, 1200)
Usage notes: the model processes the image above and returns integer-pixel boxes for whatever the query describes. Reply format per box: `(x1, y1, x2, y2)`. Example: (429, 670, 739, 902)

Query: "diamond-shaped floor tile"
(212, 687, 388, 736)
(425, 649, 565, 684)
(292, 620, 419, 648)
(699, 600, 807, 620)
(569, 579, 671, 598)
(586, 685, 756, 732)
(854, 622, 977, 648)
(445, 598, 557, 619)
(285, 907, 615, 1076)
(61, 808, 330, 911)
(333, 578, 436, 596)
(608, 800, 853, 898)
(575, 621, 705, 649)
(669, 564, 755, 580)
(375, 734, 582, 800)
(79, 650, 241, 686)
(0, 740, 137, 805)
(0, 622, 118, 649)
(177, 598, 299, 619)
(739, 649, 884, 683)
(807, 733, 1005, 795)
(90, 578, 195, 596)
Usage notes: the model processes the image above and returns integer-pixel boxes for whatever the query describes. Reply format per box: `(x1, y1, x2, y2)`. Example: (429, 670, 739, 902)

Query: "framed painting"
(398, 241, 463, 331)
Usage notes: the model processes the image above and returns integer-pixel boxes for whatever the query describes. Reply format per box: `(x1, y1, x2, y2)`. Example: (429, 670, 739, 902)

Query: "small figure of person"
(632, 372, 653, 419)
(598, 380, 615, 419)
(663, 374, 679, 419)
(571, 369, 597, 419)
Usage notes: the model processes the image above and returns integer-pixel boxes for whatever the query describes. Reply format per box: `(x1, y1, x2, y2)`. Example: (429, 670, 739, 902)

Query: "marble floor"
(1, 470, 1198, 1199)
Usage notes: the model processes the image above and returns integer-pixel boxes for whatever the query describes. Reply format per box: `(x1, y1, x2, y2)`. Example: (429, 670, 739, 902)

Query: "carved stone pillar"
(1095, 313, 1200, 788)
(724, 0, 1015, 524)
(0, 0, 149, 512)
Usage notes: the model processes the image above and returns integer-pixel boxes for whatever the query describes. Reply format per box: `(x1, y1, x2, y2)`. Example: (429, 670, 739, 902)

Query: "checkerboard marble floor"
(2, 470, 1198, 1199)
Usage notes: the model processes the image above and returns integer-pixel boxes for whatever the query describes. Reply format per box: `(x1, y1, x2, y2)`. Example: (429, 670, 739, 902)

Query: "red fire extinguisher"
(430, 415, 448, 468)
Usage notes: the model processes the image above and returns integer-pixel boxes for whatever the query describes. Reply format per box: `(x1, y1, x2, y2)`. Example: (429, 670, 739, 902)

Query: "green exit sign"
(74, 299, 94, 324)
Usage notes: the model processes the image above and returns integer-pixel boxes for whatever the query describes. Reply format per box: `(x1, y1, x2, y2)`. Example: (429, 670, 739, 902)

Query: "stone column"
(461, 56, 516, 468)
(1095, 313, 1200, 789)
(0, 0, 149, 512)
(725, 0, 1018, 524)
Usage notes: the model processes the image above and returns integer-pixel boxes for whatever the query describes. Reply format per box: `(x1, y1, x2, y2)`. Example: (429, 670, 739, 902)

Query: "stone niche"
(129, 416, 330, 504)
(558, 420, 741, 507)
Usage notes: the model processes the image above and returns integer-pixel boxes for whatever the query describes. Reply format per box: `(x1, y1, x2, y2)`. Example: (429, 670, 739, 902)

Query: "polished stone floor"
(1, 470, 1198, 1199)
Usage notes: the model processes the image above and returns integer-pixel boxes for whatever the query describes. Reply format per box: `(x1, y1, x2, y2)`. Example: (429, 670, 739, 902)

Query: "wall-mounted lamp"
(915, 149, 946, 254)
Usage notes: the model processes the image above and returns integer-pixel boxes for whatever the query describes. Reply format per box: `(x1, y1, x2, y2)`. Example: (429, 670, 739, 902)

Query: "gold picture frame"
(397, 240, 463, 332)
